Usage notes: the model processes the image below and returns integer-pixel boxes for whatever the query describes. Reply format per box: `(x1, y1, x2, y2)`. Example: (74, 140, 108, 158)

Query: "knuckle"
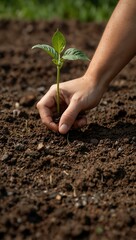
(41, 118, 46, 125)
(40, 116, 48, 126)
(73, 94, 82, 101)
(50, 84, 56, 91)
(72, 95, 83, 108)
(36, 101, 41, 109)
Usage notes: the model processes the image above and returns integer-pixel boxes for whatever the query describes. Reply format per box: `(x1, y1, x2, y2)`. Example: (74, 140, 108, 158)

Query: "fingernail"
(59, 124, 68, 134)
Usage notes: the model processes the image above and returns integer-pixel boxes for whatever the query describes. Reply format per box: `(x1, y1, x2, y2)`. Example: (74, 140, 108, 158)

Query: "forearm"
(85, 0, 136, 88)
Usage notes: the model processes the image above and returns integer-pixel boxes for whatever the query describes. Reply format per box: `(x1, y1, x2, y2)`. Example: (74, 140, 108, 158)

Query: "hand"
(37, 75, 106, 134)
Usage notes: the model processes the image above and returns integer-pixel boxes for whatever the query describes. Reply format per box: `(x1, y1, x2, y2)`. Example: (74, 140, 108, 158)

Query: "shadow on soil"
(68, 121, 136, 143)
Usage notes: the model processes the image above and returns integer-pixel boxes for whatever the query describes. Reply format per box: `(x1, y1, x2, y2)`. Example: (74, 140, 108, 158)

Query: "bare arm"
(85, 0, 136, 88)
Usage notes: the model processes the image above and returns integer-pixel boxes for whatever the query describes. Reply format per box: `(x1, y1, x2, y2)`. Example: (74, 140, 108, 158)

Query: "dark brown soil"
(0, 19, 136, 240)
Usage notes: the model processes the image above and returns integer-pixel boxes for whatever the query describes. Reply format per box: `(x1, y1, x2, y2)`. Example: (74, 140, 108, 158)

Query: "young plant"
(32, 29, 90, 115)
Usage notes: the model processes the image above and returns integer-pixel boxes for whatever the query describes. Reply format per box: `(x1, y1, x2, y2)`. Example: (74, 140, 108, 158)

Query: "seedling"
(32, 29, 89, 115)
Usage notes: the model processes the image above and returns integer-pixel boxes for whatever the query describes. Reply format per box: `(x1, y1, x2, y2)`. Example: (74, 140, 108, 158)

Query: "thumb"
(59, 100, 81, 134)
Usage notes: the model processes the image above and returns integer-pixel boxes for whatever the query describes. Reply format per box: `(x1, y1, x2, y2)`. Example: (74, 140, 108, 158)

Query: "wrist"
(83, 66, 110, 94)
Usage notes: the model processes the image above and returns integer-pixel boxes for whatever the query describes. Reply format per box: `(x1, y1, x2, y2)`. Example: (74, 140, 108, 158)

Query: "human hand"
(37, 75, 106, 134)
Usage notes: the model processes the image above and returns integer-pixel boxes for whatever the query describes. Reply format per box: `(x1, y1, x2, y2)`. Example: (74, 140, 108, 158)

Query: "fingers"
(37, 83, 88, 134)
(59, 114, 87, 134)
(37, 92, 87, 134)
(72, 116, 87, 129)
(37, 87, 58, 132)
(38, 104, 58, 132)
(59, 98, 83, 134)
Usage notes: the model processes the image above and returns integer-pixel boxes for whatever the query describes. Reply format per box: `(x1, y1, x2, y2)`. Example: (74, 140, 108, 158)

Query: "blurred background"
(0, 0, 117, 22)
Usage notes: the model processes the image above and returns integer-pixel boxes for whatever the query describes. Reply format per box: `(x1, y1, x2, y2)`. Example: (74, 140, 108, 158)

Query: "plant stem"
(56, 65, 60, 115)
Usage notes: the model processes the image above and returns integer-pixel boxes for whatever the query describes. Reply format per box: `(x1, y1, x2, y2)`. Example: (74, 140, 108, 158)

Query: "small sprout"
(32, 29, 90, 115)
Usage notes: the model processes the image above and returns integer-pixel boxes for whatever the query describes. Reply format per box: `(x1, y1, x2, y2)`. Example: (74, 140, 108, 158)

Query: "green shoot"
(32, 29, 90, 115)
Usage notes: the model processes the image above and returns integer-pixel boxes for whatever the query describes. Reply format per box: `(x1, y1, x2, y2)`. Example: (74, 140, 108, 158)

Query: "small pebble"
(43, 190, 48, 194)
(75, 201, 82, 208)
(45, 145, 51, 150)
(37, 142, 44, 150)
(20, 93, 36, 107)
(17, 217, 22, 223)
(82, 199, 87, 206)
(118, 147, 122, 152)
(37, 86, 45, 92)
(115, 140, 119, 146)
(2, 153, 9, 161)
(56, 194, 62, 201)
(15, 102, 20, 109)
(81, 194, 88, 206)
(15, 143, 25, 151)
(103, 100, 108, 105)
(7, 191, 13, 196)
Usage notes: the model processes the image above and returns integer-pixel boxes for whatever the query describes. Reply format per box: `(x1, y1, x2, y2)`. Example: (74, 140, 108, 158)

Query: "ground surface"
(0, 19, 136, 240)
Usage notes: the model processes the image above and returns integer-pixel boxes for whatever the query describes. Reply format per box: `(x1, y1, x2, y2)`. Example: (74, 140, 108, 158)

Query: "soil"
(0, 19, 136, 240)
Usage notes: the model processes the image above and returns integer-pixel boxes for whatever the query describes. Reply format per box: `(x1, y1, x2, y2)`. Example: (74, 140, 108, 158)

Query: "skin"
(37, 0, 136, 134)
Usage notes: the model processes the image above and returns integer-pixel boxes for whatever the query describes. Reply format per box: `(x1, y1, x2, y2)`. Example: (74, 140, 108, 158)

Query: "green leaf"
(52, 29, 66, 54)
(32, 44, 58, 59)
(62, 48, 90, 61)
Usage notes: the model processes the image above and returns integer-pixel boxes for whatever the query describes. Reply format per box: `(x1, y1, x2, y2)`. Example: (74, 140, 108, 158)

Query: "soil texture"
(0, 19, 136, 240)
